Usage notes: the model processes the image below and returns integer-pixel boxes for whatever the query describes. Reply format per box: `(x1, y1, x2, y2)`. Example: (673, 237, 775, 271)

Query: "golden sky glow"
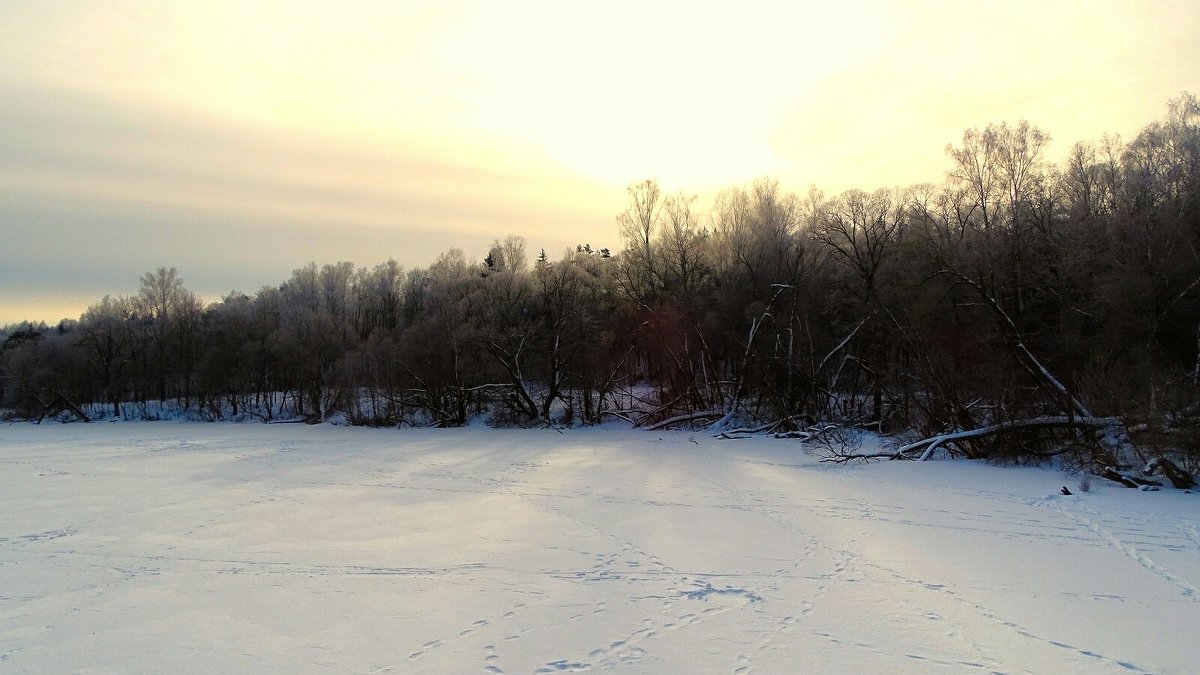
(1, 0, 1198, 324)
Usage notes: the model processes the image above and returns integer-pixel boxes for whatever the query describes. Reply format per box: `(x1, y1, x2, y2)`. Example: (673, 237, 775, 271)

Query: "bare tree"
(616, 179, 664, 305)
(657, 192, 709, 299)
(815, 188, 904, 301)
(79, 295, 139, 417)
(138, 267, 184, 403)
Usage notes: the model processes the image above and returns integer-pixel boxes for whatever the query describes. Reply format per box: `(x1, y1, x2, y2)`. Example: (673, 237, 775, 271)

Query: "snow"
(1, 424, 1198, 673)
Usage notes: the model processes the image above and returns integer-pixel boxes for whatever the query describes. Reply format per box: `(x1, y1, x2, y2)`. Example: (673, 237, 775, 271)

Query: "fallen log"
(645, 409, 724, 431)
(775, 424, 838, 442)
(1145, 456, 1197, 489)
(893, 416, 1124, 461)
(720, 418, 790, 437)
(1101, 467, 1162, 488)
(46, 390, 91, 423)
(598, 409, 639, 425)
(819, 451, 903, 464)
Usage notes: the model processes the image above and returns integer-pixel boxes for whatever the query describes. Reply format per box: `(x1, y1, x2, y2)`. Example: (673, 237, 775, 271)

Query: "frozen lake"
(1, 423, 1198, 673)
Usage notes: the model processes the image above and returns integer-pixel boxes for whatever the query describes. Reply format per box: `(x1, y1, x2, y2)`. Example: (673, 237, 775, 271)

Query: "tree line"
(3, 94, 1198, 478)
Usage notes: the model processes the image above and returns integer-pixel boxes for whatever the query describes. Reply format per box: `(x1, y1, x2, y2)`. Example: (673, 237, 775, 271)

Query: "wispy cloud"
(2, 1, 1197, 324)
(0, 86, 618, 323)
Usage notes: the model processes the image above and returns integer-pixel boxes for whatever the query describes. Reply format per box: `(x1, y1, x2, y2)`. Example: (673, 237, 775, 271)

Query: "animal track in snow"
(1059, 506, 1200, 600)
(407, 603, 526, 664)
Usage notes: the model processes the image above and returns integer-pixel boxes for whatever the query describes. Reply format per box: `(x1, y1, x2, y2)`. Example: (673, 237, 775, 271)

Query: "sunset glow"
(1, 0, 1197, 323)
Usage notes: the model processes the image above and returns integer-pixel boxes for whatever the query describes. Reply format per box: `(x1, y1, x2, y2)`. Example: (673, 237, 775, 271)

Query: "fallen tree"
(34, 389, 92, 424)
(892, 416, 1124, 461)
(1144, 456, 1197, 489)
(645, 409, 724, 431)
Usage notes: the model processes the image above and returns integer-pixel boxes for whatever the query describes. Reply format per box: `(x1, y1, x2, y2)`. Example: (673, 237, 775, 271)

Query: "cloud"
(0, 86, 620, 324)
(3, 1, 1197, 324)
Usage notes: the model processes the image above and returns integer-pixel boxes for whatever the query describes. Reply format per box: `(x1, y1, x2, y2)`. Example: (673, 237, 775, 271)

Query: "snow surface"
(1, 424, 1198, 673)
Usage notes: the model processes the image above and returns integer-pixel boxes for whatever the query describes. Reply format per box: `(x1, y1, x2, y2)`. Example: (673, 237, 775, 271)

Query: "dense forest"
(4, 94, 1199, 483)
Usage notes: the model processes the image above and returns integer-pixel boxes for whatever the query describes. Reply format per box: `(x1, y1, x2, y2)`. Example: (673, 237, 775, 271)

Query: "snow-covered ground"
(1, 424, 1198, 673)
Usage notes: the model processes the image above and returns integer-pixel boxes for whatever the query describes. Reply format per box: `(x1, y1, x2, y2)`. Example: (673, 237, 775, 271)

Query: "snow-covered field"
(1, 424, 1198, 673)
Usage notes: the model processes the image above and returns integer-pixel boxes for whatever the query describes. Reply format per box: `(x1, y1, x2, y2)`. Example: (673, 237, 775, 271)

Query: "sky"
(1, 0, 1197, 326)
